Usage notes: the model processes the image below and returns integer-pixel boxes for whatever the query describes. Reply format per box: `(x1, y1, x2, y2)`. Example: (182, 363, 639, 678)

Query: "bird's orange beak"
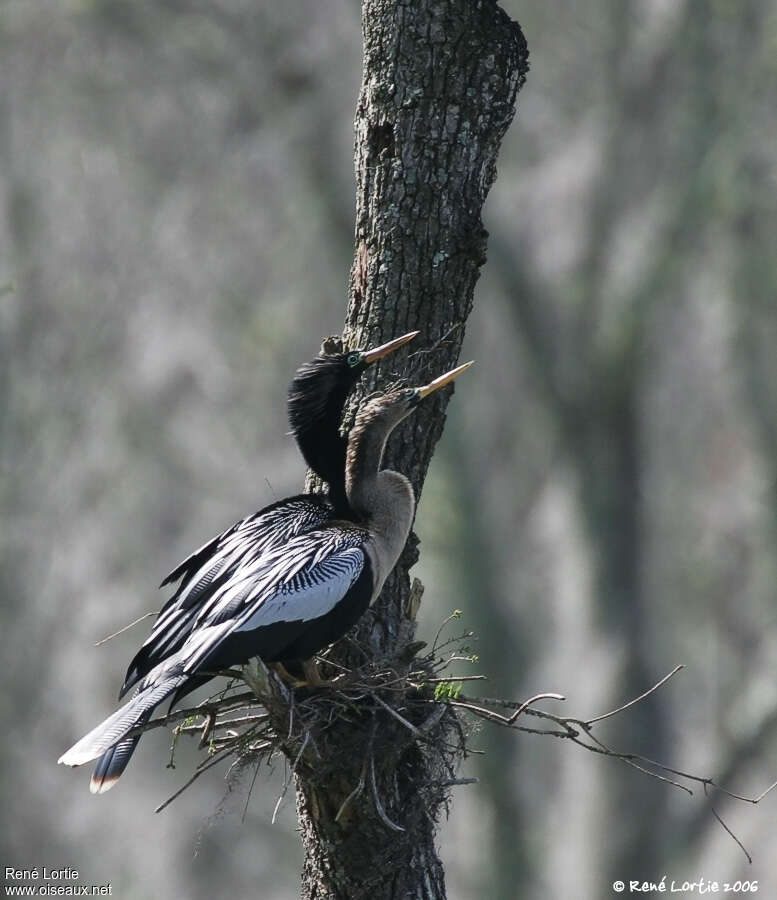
(417, 361, 474, 399)
(362, 331, 419, 364)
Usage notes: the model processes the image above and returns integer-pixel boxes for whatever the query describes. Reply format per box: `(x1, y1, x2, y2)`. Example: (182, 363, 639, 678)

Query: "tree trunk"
(294, 3, 528, 898)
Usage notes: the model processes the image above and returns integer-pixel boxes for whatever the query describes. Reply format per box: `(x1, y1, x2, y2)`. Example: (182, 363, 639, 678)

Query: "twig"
(406, 324, 463, 379)
(752, 779, 777, 803)
(286, 692, 296, 741)
(584, 665, 685, 725)
(421, 675, 488, 684)
(272, 733, 309, 825)
(582, 730, 693, 796)
(369, 752, 404, 833)
(430, 613, 466, 655)
(242, 758, 262, 825)
(449, 697, 576, 736)
(418, 703, 448, 735)
(198, 710, 217, 749)
(373, 694, 423, 739)
(335, 761, 367, 823)
(448, 673, 777, 854)
(506, 692, 566, 725)
(94, 612, 157, 646)
(129, 645, 774, 867)
(704, 783, 752, 865)
(155, 748, 233, 814)
(197, 713, 269, 732)
(124, 691, 259, 739)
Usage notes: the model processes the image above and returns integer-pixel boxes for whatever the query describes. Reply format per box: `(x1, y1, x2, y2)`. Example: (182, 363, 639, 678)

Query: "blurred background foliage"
(2, 1, 777, 897)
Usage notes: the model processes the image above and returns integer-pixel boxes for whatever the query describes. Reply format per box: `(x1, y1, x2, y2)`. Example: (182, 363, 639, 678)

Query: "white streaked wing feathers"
(142, 500, 333, 653)
(235, 548, 364, 632)
(175, 530, 366, 673)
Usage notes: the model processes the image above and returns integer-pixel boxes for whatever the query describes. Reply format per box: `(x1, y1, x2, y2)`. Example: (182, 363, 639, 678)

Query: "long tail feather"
(89, 734, 141, 794)
(58, 675, 185, 768)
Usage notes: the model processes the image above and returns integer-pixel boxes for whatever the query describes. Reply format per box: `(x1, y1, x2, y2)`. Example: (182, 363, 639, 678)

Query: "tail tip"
(58, 748, 95, 767)
(90, 773, 120, 794)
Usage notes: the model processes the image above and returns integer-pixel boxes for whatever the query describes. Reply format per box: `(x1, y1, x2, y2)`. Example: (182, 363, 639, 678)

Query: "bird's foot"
(270, 660, 343, 689)
(270, 662, 305, 687)
(302, 658, 326, 686)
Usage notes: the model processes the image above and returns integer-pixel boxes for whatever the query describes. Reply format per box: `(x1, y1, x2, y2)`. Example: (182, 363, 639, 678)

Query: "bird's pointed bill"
(417, 361, 474, 399)
(362, 331, 419, 364)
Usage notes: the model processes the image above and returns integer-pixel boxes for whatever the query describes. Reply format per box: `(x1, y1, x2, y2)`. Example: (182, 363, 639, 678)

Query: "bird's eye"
(347, 352, 362, 367)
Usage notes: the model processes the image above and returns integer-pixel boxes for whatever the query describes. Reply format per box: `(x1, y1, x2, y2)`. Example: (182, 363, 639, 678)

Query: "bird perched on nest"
(58, 357, 471, 793)
(76, 332, 416, 794)
(119, 331, 418, 700)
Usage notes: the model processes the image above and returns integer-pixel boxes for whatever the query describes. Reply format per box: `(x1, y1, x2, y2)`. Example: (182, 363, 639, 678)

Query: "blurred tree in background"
(2, 1, 777, 898)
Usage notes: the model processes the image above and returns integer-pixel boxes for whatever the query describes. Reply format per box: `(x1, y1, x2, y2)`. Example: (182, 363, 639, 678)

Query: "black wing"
(119, 493, 334, 697)
(173, 524, 370, 674)
(60, 525, 371, 772)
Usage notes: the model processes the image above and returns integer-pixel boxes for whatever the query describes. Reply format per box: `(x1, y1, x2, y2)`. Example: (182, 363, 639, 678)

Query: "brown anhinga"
(85, 332, 417, 793)
(58, 360, 472, 792)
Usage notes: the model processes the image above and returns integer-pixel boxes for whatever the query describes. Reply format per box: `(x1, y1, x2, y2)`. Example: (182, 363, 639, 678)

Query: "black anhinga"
(286, 331, 419, 514)
(58, 361, 472, 792)
(81, 332, 416, 793)
(120, 331, 418, 698)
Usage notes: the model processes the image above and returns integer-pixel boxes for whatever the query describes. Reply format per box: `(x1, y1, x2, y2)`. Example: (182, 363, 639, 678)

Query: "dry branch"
(131, 619, 775, 866)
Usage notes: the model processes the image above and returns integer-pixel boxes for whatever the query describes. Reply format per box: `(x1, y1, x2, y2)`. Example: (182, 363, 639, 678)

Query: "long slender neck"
(345, 422, 392, 519)
(345, 417, 414, 531)
(345, 414, 415, 590)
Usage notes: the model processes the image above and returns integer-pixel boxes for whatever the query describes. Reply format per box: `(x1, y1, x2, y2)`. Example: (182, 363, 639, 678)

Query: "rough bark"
(293, 3, 528, 898)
